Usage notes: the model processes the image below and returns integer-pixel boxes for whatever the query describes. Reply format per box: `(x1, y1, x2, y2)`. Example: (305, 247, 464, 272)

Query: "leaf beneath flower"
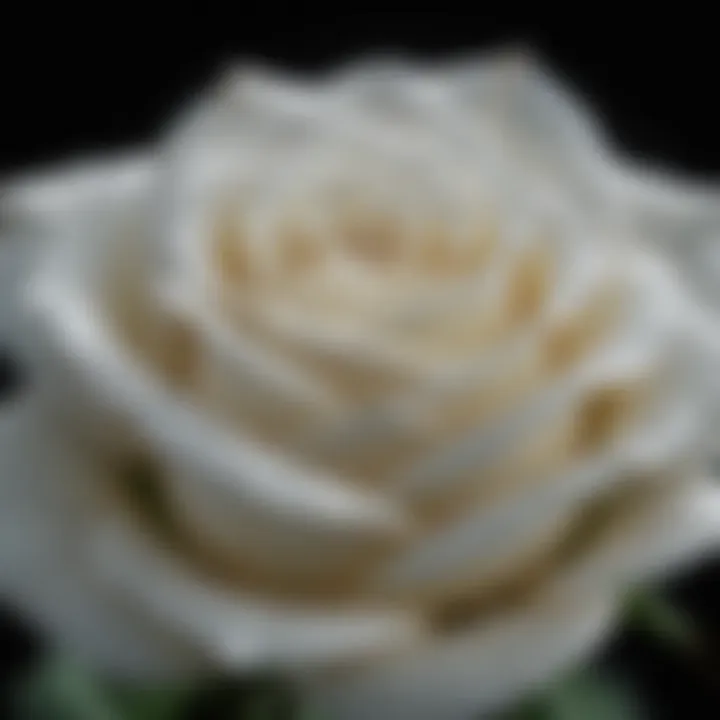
(499, 670, 643, 720)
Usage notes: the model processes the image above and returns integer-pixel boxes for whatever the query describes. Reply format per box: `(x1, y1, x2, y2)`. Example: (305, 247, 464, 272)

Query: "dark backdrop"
(1, 9, 719, 719)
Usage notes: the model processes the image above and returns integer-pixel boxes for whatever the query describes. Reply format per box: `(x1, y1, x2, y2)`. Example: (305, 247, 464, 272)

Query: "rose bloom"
(2, 49, 720, 719)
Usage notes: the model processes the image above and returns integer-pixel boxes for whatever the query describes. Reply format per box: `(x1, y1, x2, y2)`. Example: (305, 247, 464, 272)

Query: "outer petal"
(0, 396, 423, 677)
(604, 168, 720, 314)
(437, 47, 620, 217)
(600, 168, 720, 466)
(0, 396, 204, 679)
(307, 479, 720, 720)
(444, 47, 720, 324)
(0, 153, 154, 358)
(455, 50, 720, 321)
(306, 594, 616, 720)
(556, 478, 720, 595)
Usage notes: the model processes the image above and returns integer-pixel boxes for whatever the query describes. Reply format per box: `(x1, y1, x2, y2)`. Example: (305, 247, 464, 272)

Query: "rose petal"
(307, 482, 720, 720)
(554, 478, 720, 596)
(16, 162, 408, 556)
(93, 517, 424, 670)
(604, 165, 720, 320)
(444, 48, 615, 208)
(305, 593, 616, 720)
(0, 396, 424, 674)
(0, 397, 203, 679)
(1, 154, 151, 358)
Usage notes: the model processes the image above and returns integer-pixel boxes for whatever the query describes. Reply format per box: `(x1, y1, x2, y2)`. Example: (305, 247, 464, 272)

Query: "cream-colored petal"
(92, 517, 423, 670)
(0, 396, 423, 676)
(0, 397, 203, 679)
(1, 153, 154, 217)
(1, 154, 156, 362)
(306, 482, 720, 719)
(374, 381, 713, 599)
(372, 486, 578, 599)
(441, 48, 616, 212)
(554, 478, 720, 597)
(603, 165, 720, 328)
(20, 172, 408, 552)
(305, 593, 615, 720)
(32, 274, 408, 556)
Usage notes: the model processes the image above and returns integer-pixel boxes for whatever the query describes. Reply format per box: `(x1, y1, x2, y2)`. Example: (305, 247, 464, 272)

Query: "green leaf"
(110, 684, 199, 720)
(624, 590, 699, 651)
(14, 655, 125, 720)
(500, 670, 643, 720)
(12, 659, 314, 720)
(293, 704, 327, 720)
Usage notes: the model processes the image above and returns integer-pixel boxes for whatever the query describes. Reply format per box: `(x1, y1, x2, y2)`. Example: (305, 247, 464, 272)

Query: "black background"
(1, 8, 720, 719)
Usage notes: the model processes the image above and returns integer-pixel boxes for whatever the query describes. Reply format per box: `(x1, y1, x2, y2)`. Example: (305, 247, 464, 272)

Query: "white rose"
(2, 48, 720, 720)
